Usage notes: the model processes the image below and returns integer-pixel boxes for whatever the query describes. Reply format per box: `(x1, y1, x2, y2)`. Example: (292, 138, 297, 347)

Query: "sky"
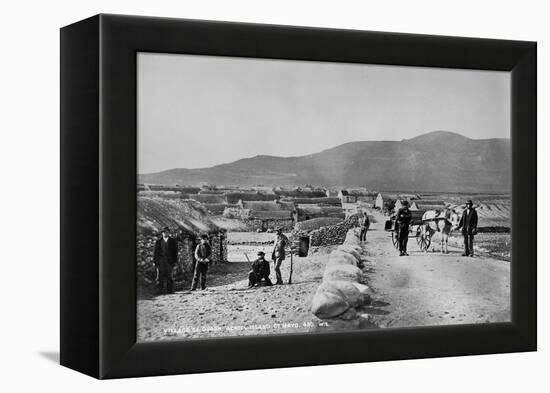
(138, 52, 510, 174)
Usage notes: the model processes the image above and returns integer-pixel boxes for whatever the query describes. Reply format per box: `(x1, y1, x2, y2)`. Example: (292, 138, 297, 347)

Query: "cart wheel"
(391, 231, 399, 249)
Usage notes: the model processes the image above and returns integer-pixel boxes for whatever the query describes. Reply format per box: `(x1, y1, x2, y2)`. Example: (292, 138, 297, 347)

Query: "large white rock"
(329, 251, 358, 265)
(336, 245, 362, 261)
(311, 288, 350, 318)
(326, 256, 356, 268)
(323, 264, 363, 283)
(323, 280, 363, 307)
(351, 282, 373, 305)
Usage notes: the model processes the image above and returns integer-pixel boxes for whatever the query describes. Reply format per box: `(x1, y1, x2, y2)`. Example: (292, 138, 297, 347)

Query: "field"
(448, 233, 511, 261)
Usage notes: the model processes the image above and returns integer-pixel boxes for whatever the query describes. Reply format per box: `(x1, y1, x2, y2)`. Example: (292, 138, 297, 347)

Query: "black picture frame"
(60, 14, 536, 379)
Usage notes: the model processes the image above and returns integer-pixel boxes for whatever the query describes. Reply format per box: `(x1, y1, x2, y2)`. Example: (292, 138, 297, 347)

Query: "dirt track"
(363, 212, 510, 327)
(137, 245, 334, 341)
(137, 213, 510, 341)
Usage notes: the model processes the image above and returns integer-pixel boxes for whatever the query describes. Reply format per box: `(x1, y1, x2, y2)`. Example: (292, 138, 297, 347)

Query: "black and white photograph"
(136, 53, 511, 341)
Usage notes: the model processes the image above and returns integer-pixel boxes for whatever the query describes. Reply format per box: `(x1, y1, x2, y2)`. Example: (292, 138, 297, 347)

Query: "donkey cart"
(384, 210, 431, 251)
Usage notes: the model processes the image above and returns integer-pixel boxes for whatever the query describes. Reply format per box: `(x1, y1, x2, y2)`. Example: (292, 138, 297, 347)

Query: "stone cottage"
(223, 200, 296, 231)
(137, 196, 227, 289)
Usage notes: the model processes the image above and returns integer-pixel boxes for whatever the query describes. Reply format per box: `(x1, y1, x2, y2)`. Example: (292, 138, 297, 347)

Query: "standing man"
(395, 201, 412, 256)
(457, 200, 478, 257)
(191, 234, 212, 290)
(271, 228, 289, 285)
(153, 226, 178, 294)
(248, 251, 273, 287)
(360, 212, 370, 242)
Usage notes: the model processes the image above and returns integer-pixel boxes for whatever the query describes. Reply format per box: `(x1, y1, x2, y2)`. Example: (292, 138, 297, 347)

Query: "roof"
(198, 189, 225, 195)
(282, 197, 342, 206)
(241, 200, 295, 211)
(248, 210, 294, 220)
(346, 189, 377, 197)
(294, 217, 344, 232)
(225, 192, 278, 203)
(137, 197, 222, 235)
(274, 189, 327, 198)
(187, 194, 227, 204)
(416, 199, 446, 206)
(296, 205, 345, 220)
(202, 203, 238, 215)
(415, 203, 448, 211)
(147, 185, 201, 194)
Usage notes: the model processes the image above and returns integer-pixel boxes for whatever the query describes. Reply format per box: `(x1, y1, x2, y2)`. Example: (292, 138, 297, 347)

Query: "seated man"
(248, 251, 273, 288)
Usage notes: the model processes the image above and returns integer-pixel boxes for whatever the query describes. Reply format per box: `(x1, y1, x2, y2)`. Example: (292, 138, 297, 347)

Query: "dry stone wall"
(310, 228, 376, 330)
(293, 215, 359, 250)
(137, 232, 227, 291)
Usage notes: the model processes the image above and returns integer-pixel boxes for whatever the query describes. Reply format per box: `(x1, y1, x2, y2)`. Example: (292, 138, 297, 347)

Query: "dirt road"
(137, 245, 334, 341)
(364, 212, 510, 328)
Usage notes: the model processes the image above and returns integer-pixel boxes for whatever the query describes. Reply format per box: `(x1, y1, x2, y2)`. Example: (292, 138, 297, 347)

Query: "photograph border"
(60, 14, 536, 379)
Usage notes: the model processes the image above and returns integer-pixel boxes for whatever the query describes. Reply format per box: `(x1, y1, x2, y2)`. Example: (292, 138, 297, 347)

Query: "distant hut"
(202, 203, 238, 215)
(224, 192, 278, 204)
(136, 197, 227, 288)
(281, 197, 342, 207)
(224, 200, 296, 232)
(274, 187, 327, 199)
(339, 188, 377, 204)
(187, 194, 227, 204)
(295, 205, 345, 222)
(375, 193, 399, 212)
(147, 185, 201, 194)
(415, 201, 448, 212)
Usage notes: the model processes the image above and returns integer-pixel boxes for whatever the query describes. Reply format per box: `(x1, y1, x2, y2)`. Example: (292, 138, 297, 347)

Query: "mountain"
(139, 131, 511, 192)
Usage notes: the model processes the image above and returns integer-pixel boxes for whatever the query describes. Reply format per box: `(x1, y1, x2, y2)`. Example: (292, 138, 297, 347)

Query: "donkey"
(420, 207, 460, 254)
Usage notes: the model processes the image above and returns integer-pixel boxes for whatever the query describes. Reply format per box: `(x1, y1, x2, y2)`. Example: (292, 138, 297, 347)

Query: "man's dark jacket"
(458, 208, 478, 235)
(153, 237, 178, 272)
(251, 257, 270, 279)
(395, 208, 412, 231)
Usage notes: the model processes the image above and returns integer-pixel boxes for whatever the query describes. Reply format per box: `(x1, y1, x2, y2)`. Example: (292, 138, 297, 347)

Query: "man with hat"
(153, 226, 178, 294)
(457, 200, 478, 257)
(271, 228, 290, 285)
(248, 251, 273, 288)
(395, 200, 412, 256)
(360, 211, 371, 242)
(191, 234, 212, 290)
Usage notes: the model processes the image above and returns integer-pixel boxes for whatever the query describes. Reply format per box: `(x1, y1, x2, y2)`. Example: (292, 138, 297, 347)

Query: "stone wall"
(292, 214, 360, 251)
(310, 228, 376, 330)
(137, 232, 227, 290)
(247, 218, 295, 232)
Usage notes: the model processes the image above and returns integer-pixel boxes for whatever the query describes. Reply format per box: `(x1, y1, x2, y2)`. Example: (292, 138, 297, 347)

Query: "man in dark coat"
(457, 200, 478, 257)
(395, 201, 412, 256)
(153, 226, 178, 294)
(191, 234, 212, 290)
(360, 212, 370, 242)
(248, 251, 273, 287)
(271, 228, 290, 285)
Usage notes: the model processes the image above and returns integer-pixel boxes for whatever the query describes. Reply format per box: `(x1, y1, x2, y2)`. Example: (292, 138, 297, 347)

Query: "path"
(363, 212, 510, 327)
(137, 245, 334, 341)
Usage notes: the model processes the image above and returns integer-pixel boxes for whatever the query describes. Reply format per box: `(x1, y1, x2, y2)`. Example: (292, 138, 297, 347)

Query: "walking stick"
(288, 249, 294, 284)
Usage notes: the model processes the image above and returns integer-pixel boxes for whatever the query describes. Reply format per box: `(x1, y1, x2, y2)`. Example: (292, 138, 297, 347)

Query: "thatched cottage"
(281, 197, 342, 207)
(137, 197, 227, 288)
(338, 189, 377, 204)
(223, 200, 296, 231)
(295, 204, 345, 222)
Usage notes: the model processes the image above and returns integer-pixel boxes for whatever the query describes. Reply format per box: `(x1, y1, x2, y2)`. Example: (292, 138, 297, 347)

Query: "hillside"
(139, 131, 511, 192)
